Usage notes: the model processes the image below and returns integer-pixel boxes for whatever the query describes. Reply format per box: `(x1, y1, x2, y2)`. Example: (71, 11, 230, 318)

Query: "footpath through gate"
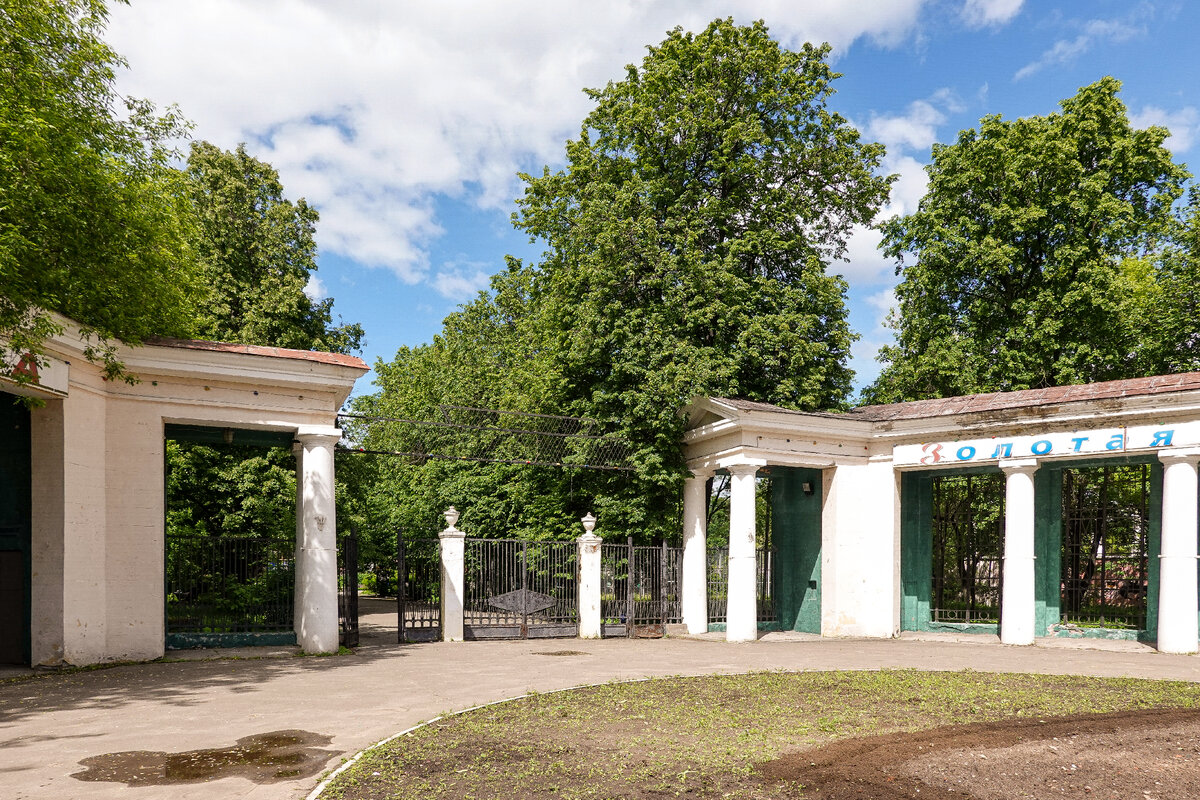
(338, 514, 778, 644)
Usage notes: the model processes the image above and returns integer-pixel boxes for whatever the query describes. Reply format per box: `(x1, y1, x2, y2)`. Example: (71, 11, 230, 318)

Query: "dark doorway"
(0, 395, 31, 665)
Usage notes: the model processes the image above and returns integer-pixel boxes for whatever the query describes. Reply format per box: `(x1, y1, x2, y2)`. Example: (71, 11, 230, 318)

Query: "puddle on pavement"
(533, 650, 589, 657)
(71, 729, 336, 786)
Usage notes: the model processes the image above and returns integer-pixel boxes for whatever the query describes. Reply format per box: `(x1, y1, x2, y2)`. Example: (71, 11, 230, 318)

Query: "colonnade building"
(680, 373, 1200, 654)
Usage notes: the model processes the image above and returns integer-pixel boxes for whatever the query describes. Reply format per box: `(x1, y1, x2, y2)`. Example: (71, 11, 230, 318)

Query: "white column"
(681, 470, 711, 635)
(577, 513, 602, 639)
(1000, 458, 1038, 645)
(439, 507, 466, 642)
(726, 464, 759, 642)
(292, 441, 305, 642)
(295, 426, 341, 654)
(1157, 449, 1200, 655)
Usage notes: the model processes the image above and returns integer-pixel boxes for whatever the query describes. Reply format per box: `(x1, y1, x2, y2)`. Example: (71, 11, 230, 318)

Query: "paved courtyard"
(4, 613, 1200, 800)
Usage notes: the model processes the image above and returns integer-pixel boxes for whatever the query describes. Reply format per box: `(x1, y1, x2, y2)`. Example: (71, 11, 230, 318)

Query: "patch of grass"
(320, 670, 1200, 799)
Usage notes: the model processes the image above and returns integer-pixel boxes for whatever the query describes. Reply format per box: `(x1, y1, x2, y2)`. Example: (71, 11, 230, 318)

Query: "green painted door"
(0, 396, 31, 665)
(771, 467, 822, 633)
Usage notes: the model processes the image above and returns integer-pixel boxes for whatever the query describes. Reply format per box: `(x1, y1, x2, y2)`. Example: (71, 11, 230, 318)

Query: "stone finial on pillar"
(999, 458, 1038, 646)
(1157, 448, 1200, 654)
(577, 513, 602, 639)
(439, 506, 467, 642)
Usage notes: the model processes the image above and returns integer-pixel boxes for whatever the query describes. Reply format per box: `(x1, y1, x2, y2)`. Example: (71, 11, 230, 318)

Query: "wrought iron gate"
(338, 527, 359, 647)
(398, 537, 441, 642)
(464, 539, 578, 639)
(706, 546, 777, 626)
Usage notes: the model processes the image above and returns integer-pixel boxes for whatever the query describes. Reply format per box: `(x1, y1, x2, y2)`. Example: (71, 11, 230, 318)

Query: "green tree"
(1135, 188, 1200, 375)
(358, 19, 891, 543)
(865, 78, 1188, 403)
(185, 141, 363, 354)
(0, 0, 198, 380)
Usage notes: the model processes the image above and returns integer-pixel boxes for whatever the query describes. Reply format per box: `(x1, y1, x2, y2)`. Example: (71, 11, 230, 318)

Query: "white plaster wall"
(30, 399, 65, 665)
(820, 458, 897, 638)
(103, 395, 166, 661)
(63, 382, 110, 664)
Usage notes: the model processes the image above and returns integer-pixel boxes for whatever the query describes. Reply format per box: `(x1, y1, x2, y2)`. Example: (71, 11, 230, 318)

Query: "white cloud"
(1014, 17, 1144, 81)
(1131, 105, 1200, 156)
(961, 0, 1023, 29)
(303, 275, 328, 301)
(433, 261, 493, 299)
(863, 89, 962, 155)
(105, 0, 928, 293)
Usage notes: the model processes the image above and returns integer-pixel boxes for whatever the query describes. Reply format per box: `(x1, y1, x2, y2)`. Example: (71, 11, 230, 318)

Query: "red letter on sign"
(920, 443, 944, 465)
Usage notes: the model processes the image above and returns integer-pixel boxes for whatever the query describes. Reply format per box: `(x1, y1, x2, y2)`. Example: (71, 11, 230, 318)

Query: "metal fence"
(930, 473, 1005, 625)
(464, 539, 578, 639)
(166, 534, 295, 642)
(706, 547, 776, 625)
(338, 529, 359, 647)
(398, 538, 441, 642)
(600, 542, 630, 637)
(1060, 464, 1151, 630)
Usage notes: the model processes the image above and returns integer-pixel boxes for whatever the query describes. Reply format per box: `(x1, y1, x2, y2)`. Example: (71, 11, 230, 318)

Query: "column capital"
(295, 425, 342, 445)
(725, 463, 760, 478)
(999, 457, 1038, 475)
(576, 532, 602, 552)
(1158, 447, 1200, 465)
(687, 466, 715, 480)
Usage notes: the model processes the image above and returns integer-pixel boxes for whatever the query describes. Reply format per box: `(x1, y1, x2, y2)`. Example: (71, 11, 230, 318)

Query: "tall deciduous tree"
(865, 78, 1188, 403)
(185, 141, 363, 354)
(358, 19, 891, 542)
(0, 0, 197, 379)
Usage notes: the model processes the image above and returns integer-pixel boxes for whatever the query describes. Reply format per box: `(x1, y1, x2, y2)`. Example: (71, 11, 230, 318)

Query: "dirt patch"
(761, 708, 1200, 799)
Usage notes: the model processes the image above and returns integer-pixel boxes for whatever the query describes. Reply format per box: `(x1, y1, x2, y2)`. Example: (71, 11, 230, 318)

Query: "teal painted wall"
(771, 467, 822, 633)
(900, 472, 932, 631)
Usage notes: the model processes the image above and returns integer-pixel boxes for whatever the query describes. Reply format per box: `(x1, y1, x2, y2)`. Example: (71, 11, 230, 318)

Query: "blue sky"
(106, 1, 1200, 400)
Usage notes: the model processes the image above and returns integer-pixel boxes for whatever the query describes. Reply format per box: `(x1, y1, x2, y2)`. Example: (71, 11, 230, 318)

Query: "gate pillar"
(295, 426, 342, 654)
(726, 464, 759, 642)
(1000, 458, 1039, 645)
(1157, 449, 1200, 654)
(681, 470, 711, 635)
(577, 514, 602, 639)
(439, 507, 466, 642)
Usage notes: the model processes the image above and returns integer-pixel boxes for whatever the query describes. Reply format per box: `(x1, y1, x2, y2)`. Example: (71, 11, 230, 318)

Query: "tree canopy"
(865, 78, 1189, 403)
(354, 19, 891, 543)
(184, 141, 363, 354)
(0, 0, 198, 379)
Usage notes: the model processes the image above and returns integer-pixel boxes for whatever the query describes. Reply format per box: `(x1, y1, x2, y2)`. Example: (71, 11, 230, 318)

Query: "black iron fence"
(706, 546, 776, 625)
(464, 538, 578, 639)
(398, 537, 441, 642)
(166, 533, 295, 646)
(338, 528, 359, 647)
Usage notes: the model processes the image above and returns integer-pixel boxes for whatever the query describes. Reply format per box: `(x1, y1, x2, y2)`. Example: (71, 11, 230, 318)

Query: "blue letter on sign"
(1070, 437, 1088, 452)
(1150, 430, 1175, 447)
(1031, 440, 1052, 455)
(956, 446, 976, 461)
(989, 443, 1013, 458)
(1106, 434, 1124, 451)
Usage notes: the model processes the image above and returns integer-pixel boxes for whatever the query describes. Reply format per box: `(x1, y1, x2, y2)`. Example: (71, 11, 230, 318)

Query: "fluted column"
(1157, 449, 1200, 654)
(1000, 458, 1038, 645)
(681, 470, 712, 634)
(726, 465, 759, 642)
(294, 426, 341, 654)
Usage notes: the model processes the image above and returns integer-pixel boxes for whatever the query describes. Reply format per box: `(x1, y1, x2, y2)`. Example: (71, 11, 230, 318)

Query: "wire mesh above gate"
(464, 539, 579, 639)
(337, 406, 634, 471)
